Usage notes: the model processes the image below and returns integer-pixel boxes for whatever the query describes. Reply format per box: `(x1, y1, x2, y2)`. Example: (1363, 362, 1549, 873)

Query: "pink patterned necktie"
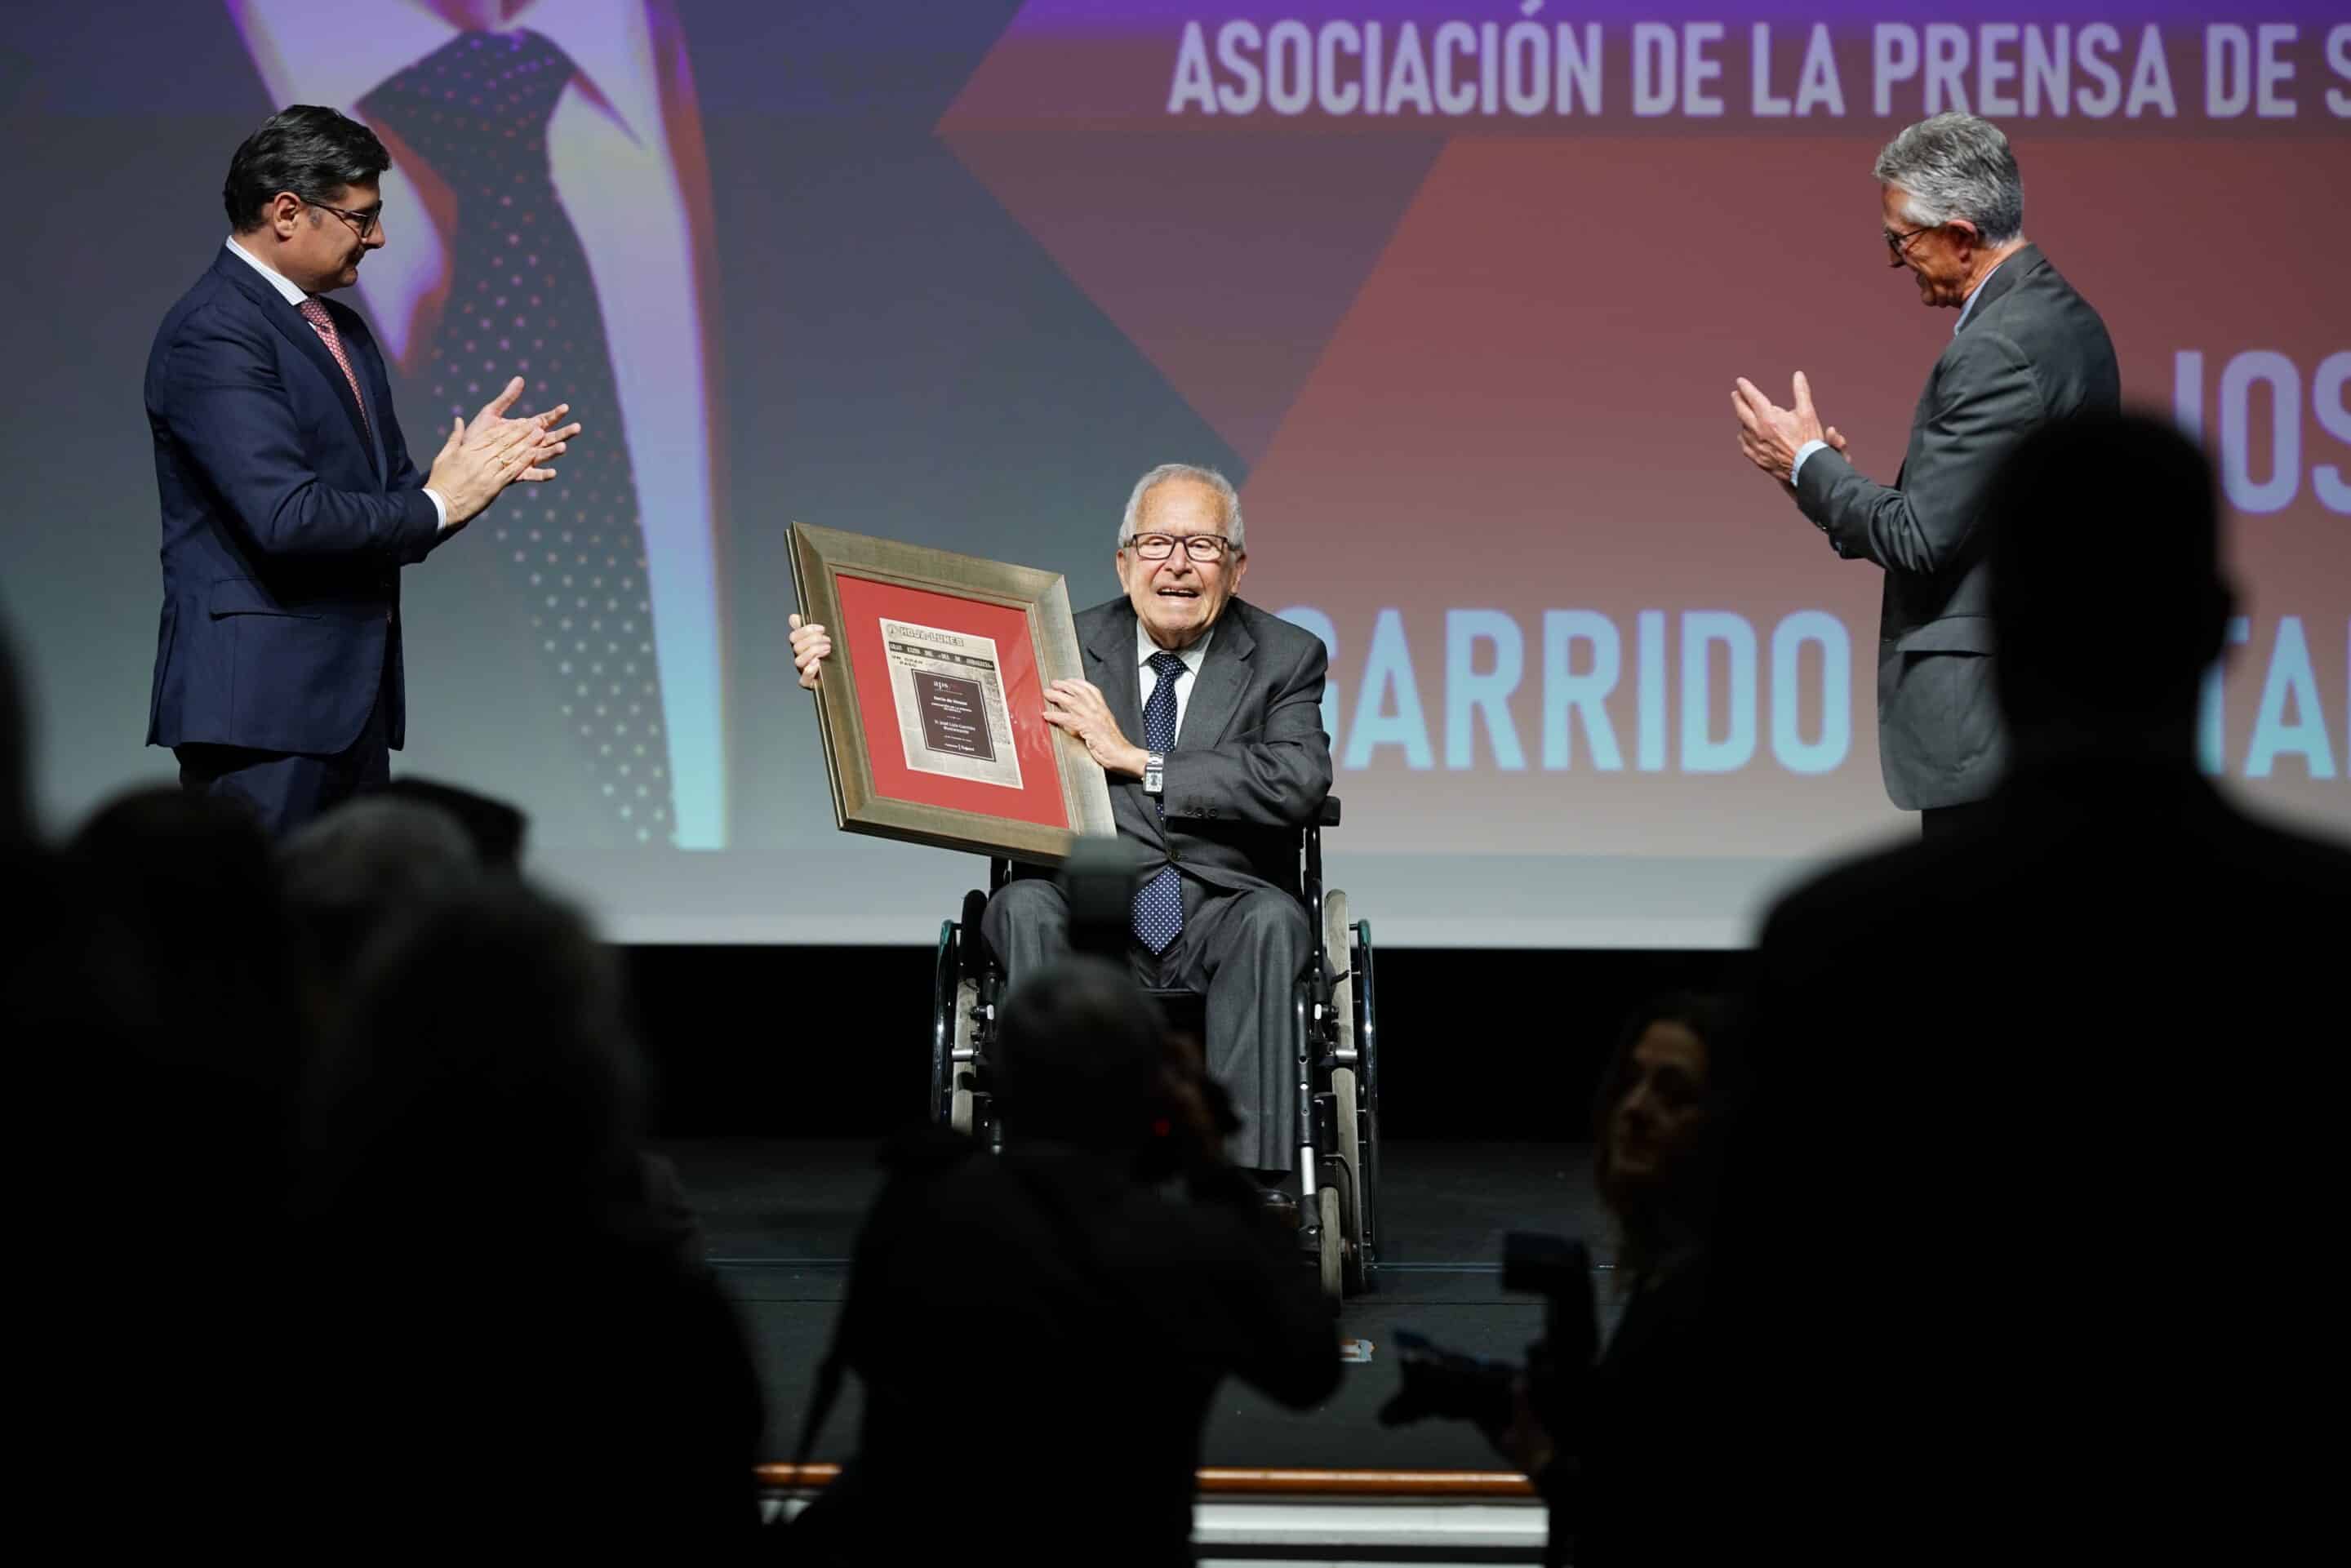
(296, 297, 372, 443)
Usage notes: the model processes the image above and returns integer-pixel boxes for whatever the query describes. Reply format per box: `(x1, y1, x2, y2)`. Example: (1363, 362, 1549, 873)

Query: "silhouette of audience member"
(278, 794, 708, 1273)
(291, 882, 763, 1552)
(70, 788, 303, 1120)
(278, 794, 478, 1028)
(380, 775, 531, 868)
(1473, 994, 1742, 1568)
(0, 610, 28, 853)
(7, 628, 197, 1544)
(793, 957, 1340, 1566)
(1710, 412, 2351, 1557)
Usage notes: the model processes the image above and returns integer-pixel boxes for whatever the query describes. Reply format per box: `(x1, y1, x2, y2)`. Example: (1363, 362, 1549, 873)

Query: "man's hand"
(1045, 679, 1148, 778)
(424, 377, 583, 528)
(1732, 371, 1844, 487)
(788, 614, 832, 691)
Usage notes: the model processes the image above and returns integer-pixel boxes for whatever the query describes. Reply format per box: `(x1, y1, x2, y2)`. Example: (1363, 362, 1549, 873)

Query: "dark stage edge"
(662, 1138, 1611, 1472)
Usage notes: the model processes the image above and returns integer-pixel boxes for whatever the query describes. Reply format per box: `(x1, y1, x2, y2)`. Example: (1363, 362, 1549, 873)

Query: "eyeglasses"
(309, 198, 384, 241)
(1122, 532, 1235, 562)
(1883, 223, 1936, 267)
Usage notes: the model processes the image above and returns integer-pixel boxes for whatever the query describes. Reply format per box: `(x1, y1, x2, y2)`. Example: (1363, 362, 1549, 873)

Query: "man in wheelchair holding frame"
(790, 464, 1331, 1201)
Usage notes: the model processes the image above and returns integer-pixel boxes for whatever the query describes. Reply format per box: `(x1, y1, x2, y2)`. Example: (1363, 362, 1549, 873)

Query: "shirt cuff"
(424, 487, 451, 532)
(1790, 439, 1829, 487)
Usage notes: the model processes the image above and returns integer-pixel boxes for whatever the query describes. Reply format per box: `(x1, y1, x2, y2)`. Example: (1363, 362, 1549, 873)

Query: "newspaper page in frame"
(879, 618, 1026, 790)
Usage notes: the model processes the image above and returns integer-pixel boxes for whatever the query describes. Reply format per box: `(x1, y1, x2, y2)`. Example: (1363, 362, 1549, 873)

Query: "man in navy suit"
(146, 106, 580, 837)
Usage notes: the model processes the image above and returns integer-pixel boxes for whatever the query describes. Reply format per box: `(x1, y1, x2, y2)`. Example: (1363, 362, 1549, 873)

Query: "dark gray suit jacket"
(1795, 246, 2119, 809)
(1068, 595, 1332, 898)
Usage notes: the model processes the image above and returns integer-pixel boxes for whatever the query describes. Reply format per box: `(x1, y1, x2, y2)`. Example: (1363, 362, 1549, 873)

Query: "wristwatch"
(1142, 752, 1165, 796)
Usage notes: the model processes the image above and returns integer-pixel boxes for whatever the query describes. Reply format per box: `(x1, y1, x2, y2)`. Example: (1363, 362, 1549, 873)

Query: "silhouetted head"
(65, 788, 296, 1122)
(279, 795, 480, 992)
(1593, 993, 1744, 1278)
(995, 957, 1168, 1154)
(1988, 413, 2235, 753)
(301, 882, 644, 1233)
(379, 777, 529, 869)
(69, 788, 287, 1006)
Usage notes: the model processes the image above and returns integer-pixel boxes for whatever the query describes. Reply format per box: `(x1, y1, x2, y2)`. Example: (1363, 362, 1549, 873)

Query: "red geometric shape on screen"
(938, 33, 1445, 464)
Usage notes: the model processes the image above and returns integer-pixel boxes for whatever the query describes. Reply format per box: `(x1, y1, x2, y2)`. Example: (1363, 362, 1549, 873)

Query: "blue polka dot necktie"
(362, 31, 676, 846)
(1132, 650, 1189, 954)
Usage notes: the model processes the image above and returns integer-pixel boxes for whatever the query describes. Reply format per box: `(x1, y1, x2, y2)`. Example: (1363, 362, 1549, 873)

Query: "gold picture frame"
(789, 521, 1117, 864)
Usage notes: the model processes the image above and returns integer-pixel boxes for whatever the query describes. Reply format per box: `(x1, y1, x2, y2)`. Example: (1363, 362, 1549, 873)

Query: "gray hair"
(1119, 463, 1246, 554)
(1873, 113, 2024, 246)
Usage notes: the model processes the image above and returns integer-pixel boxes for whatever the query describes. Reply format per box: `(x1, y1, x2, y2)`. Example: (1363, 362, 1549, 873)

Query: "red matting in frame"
(833, 574, 1070, 831)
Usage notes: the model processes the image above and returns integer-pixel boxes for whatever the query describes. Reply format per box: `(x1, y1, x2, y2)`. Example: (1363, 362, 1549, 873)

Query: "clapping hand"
(1732, 371, 1847, 488)
(425, 377, 583, 528)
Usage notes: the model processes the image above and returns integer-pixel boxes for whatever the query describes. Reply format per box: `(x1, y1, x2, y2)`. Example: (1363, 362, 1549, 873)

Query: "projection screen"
(3, 1, 2344, 944)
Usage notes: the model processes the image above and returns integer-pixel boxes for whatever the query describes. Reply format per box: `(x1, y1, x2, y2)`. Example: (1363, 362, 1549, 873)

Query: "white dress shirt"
(231, 0, 725, 848)
(1135, 620, 1215, 744)
(222, 236, 451, 530)
(1792, 254, 2015, 488)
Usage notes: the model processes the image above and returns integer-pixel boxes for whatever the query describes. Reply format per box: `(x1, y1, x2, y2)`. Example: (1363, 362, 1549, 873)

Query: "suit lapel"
(1180, 606, 1256, 747)
(1082, 604, 1158, 846)
(213, 250, 380, 474)
(1084, 604, 1145, 747)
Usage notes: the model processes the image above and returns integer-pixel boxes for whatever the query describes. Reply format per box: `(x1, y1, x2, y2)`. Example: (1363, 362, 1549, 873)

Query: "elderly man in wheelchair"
(790, 464, 1379, 1294)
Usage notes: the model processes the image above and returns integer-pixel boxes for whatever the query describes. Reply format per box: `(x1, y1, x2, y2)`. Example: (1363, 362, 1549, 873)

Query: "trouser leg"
(174, 670, 390, 840)
(980, 877, 1072, 985)
(1172, 884, 1315, 1175)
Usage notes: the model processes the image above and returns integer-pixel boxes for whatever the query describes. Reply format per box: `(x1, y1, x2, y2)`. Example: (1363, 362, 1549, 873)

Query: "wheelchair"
(928, 797, 1383, 1300)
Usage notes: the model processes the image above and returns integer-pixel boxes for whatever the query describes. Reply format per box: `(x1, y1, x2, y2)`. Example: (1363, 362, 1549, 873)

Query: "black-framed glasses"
(308, 198, 383, 241)
(1883, 223, 1935, 267)
(1122, 532, 1235, 562)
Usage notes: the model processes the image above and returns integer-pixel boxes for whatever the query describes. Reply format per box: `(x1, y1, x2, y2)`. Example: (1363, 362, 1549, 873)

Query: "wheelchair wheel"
(948, 978, 980, 1134)
(931, 920, 958, 1121)
(1322, 891, 1354, 1056)
(1316, 1184, 1343, 1301)
(1331, 1070, 1367, 1295)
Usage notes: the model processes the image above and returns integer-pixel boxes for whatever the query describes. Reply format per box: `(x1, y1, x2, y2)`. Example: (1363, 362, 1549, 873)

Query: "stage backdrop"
(3, 1, 2344, 944)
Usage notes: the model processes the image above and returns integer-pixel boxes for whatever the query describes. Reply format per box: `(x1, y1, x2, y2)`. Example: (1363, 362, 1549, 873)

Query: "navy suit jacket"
(145, 245, 444, 756)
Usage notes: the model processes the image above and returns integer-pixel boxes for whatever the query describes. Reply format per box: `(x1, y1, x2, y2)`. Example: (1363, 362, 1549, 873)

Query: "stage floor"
(663, 1138, 1608, 1470)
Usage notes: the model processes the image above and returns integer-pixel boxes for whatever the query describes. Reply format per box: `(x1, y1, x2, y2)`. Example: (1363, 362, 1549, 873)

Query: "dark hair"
(223, 105, 391, 233)
(1591, 992, 1745, 1279)
(278, 796, 481, 993)
(1987, 411, 2233, 732)
(995, 957, 1168, 1153)
(300, 882, 644, 1231)
(380, 777, 530, 868)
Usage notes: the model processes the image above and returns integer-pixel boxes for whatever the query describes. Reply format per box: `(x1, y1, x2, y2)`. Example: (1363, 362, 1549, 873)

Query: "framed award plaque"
(788, 522, 1117, 863)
